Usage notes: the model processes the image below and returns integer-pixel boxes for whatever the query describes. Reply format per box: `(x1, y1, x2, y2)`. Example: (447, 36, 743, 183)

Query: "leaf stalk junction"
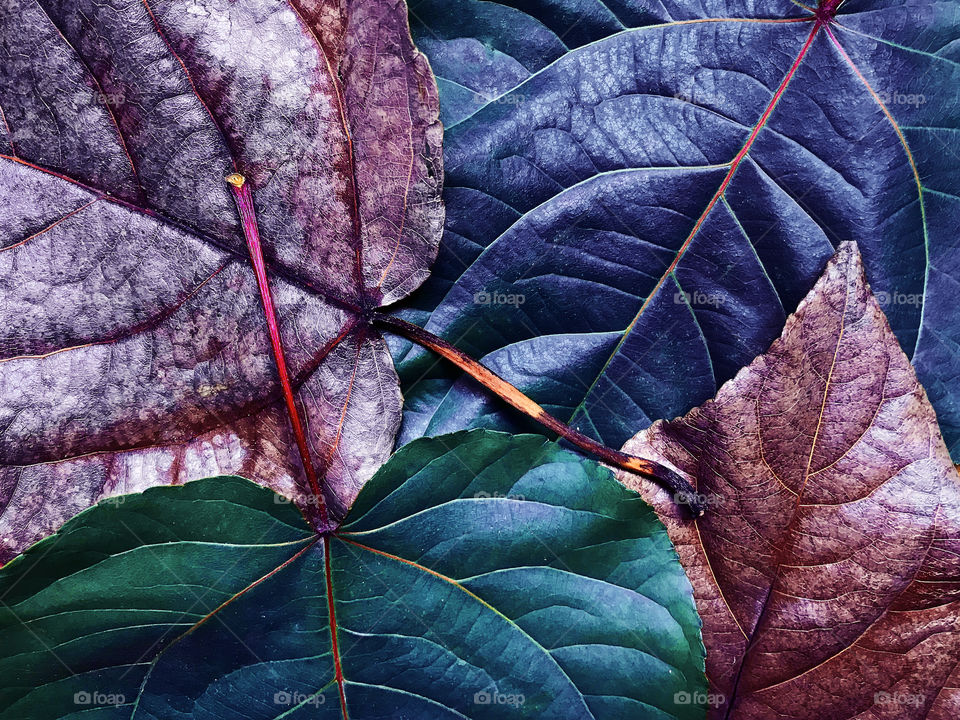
(226, 174, 706, 532)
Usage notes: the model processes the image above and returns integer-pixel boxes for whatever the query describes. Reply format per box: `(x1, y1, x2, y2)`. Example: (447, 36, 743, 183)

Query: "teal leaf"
(0, 431, 705, 719)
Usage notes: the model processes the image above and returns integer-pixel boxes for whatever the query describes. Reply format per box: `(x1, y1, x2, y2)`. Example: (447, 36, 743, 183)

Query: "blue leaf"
(395, 1, 960, 457)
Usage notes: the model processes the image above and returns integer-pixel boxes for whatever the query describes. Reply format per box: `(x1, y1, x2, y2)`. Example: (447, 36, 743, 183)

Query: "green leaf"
(0, 431, 705, 719)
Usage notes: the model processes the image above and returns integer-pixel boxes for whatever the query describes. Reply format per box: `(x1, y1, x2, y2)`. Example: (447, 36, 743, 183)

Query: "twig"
(374, 314, 705, 516)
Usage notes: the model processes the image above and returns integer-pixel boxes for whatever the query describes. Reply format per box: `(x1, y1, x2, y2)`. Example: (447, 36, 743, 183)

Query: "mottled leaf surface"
(395, 0, 960, 460)
(619, 243, 960, 719)
(0, 431, 705, 719)
(0, 0, 443, 561)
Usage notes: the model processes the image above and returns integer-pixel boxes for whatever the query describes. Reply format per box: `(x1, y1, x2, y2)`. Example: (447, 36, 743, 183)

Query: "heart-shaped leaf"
(619, 242, 960, 719)
(394, 0, 960, 461)
(0, 430, 706, 719)
(0, 0, 443, 561)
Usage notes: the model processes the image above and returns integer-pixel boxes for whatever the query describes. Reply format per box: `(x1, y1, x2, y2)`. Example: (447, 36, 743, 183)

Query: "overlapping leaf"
(619, 242, 960, 719)
(394, 0, 960, 461)
(407, 0, 806, 127)
(0, 0, 443, 561)
(0, 431, 706, 719)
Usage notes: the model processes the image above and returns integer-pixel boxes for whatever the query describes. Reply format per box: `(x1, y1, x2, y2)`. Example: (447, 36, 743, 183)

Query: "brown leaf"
(620, 242, 960, 719)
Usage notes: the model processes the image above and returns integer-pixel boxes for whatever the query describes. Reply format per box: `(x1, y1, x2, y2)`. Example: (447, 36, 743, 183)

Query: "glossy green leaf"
(0, 430, 705, 719)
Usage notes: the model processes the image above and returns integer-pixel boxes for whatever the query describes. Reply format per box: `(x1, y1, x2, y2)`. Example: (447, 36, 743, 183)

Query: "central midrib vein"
(723, 215, 847, 718)
(567, 19, 822, 428)
(324, 534, 350, 719)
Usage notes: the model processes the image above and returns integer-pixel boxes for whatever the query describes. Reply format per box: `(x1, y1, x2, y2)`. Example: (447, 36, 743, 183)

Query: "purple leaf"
(0, 0, 443, 561)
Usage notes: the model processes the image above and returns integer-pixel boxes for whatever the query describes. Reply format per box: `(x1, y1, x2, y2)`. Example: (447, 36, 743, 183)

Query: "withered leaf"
(621, 242, 960, 719)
